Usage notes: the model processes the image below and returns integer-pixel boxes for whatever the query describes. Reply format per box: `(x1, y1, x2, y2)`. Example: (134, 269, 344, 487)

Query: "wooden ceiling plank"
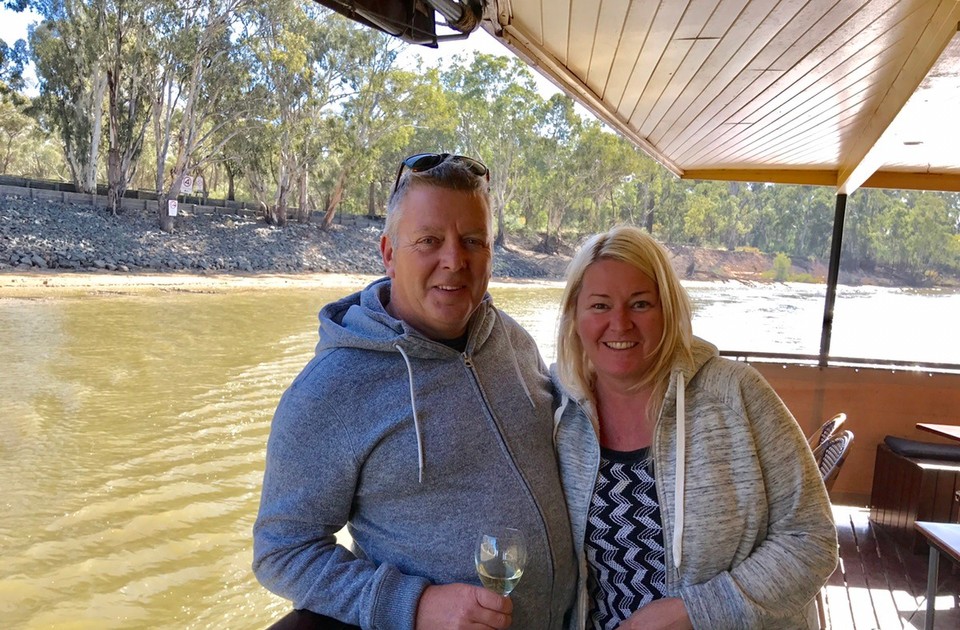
(648, 0, 752, 144)
(567, 0, 601, 80)
(540, 0, 572, 63)
(487, 21, 685, 176)
(666, 0, 852, 159)
(731, 80, 883, 169)
(585, 0, 631, 99)
(637, 39, 719, 137)
(626, 39, 696, 132)
(837, 0, 960, 194)
(603, 0, 660, 108)
(677, 0, 909, 167)
(616, 1, 688, 119)
(701, 40, 902, 168)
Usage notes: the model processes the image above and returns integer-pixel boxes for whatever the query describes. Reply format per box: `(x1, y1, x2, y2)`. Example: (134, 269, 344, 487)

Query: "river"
(1, 280, 957, 628)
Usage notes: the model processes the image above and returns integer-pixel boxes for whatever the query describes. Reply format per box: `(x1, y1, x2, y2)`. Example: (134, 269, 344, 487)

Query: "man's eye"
(418, 237, 439, 246)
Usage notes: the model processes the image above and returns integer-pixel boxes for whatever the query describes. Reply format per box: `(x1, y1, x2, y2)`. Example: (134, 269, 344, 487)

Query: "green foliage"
(772, 252, 791, 281)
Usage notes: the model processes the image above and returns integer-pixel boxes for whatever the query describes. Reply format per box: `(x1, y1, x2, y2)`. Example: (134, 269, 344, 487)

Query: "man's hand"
(617, 597, 692, 630)
(415, 583, 512, 629)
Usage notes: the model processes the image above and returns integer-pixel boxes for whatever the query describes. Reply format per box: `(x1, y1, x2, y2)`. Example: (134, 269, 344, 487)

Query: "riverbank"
(0, 193, 921, 296)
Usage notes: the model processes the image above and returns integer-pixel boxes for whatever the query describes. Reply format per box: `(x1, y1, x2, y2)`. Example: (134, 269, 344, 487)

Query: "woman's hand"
(617, 597, 692, 630)
(415, 583, 512, 629)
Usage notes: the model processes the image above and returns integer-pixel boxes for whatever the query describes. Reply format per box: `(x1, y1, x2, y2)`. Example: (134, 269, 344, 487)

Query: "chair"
(807, 412, 846, 452)
(818, 430, 854, 492)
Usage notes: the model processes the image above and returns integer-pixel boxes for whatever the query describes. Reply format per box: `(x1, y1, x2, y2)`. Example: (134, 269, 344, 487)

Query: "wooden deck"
(825, 506, 960, 629)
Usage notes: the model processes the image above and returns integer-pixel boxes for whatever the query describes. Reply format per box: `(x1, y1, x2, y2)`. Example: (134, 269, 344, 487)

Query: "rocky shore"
(0, 195, 571, 281)
(6, 192, 921, 289)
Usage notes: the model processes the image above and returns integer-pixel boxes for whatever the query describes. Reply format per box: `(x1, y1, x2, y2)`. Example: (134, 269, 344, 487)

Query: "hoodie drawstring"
(395, 345, 425, 483)
(673, 372, 686, 576)
(506, 343, 536, 408)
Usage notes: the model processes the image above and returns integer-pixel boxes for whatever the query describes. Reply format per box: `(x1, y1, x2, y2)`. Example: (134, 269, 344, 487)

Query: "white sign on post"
(168, 199, 179, 216)
(180, 175, 194, 194)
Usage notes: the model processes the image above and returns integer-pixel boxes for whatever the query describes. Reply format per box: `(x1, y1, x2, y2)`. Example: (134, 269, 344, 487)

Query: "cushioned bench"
(870, 437, 960, 553)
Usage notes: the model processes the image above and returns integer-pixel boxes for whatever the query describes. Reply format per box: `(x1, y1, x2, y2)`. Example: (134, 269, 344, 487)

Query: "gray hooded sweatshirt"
(253, 278, 575, 630)
(554, 337, 838, 629)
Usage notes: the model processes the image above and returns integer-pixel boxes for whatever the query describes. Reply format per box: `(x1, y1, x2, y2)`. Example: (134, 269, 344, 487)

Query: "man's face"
(380, 185, 493, 340)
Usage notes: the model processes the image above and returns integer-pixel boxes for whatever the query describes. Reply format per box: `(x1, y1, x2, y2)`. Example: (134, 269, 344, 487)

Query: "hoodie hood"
(316, 277, 497, 359)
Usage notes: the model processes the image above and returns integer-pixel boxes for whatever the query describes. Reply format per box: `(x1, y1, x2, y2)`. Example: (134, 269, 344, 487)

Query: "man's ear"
(380, 234, 396, 278)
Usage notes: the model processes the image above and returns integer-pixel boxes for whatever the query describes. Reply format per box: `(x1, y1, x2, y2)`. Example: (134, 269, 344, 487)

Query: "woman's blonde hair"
(556, 225, 694, 420)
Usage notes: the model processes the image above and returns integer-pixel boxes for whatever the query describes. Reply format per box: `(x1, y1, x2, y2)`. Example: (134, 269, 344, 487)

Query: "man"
(253, 153, 575, 630)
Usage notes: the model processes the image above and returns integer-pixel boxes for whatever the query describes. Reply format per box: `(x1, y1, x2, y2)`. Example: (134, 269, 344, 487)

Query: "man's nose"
(440, 240, 468, 269)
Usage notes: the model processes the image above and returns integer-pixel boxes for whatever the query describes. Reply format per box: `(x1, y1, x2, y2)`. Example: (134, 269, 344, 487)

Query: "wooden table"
(914, 521, 960, 630)
(916, 423, 960, 442)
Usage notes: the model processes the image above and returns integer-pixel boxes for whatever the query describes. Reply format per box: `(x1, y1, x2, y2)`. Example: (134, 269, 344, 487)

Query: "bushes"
(773, 252, 791, 281)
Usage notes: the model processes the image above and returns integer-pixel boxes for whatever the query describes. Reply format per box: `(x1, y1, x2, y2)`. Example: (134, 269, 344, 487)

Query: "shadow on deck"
(826, 505, 959, 629)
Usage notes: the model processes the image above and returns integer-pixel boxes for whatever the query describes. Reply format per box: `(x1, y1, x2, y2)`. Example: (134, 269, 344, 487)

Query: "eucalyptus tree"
(441, 53, 543, 246)
(570, 123, 645, 233)
(103, 0, 161, 215)
(247, 0, 319, 225)
(152, 0, 258, 232)
(530, 94, 586, 251)
(318, 28, 410, 229)
(29, 0, 108, 193)
(0, 93, 32, 172)
(683, 180, 752, 249)
(0, 37, 27, 93)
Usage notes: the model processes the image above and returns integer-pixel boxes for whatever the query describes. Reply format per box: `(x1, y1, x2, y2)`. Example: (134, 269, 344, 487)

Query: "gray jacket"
(253, 278, 575, 630)
(554, 337, 838, 629)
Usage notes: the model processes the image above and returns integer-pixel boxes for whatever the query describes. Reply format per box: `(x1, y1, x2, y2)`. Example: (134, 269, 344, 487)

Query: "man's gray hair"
(384, 158, 492, 242)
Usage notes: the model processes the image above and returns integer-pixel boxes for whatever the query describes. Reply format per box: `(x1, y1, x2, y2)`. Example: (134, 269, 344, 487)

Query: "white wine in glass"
(475, 528, 527, 596)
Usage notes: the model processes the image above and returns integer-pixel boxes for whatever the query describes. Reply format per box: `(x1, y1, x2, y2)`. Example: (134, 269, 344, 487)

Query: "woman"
(554, 225, 837, 629)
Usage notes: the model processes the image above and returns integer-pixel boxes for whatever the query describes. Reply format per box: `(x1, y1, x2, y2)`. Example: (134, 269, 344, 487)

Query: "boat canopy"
(479, 0, 960, 195)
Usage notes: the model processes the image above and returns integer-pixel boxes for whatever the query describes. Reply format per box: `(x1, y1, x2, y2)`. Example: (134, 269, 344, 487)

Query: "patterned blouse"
(585, 446, 667, 630)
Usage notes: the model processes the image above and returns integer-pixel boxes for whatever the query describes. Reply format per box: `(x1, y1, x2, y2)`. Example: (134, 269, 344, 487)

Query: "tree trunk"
(495, 204, 507, 249)
(297, 167, 310, 223)
(321, 169, 349, 230)
(107, 148, 122, 215)
(227, 171, 235, 201)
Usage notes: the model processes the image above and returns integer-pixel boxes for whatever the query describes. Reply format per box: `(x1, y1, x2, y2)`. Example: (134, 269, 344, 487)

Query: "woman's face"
(575, 258, 664, 388)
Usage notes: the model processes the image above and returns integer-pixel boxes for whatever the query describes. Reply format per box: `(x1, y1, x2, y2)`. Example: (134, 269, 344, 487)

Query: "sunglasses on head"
(391, 153, 490, 193)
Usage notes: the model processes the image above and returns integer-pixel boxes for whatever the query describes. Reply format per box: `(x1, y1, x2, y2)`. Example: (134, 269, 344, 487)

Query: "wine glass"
(475, 527, 527, 596)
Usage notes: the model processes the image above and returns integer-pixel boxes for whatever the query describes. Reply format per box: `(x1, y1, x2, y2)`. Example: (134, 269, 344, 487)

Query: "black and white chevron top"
(585, 446, 667, 630)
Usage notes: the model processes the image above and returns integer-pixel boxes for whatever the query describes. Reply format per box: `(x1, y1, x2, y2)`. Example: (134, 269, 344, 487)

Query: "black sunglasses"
(391, 153, 489, 193)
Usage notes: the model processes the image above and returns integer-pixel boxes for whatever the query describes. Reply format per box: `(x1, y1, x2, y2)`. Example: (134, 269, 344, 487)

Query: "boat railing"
(718, 350, 960, 375)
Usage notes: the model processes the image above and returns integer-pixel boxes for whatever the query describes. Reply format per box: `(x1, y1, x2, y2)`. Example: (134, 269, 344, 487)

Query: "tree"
(0, 93, 32, 172)
(441, 54, 543, 246)
(0, 37, 28, 93)
(30, 0, 108, 193)
(104, 0, 159, 214)
(318, 28, 409, 229)
(152, 0, 257, 232)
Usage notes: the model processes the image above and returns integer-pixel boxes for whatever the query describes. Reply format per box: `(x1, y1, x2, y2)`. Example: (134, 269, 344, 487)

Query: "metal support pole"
(925, 544, 939, 630)
(818, 193, 847, 366)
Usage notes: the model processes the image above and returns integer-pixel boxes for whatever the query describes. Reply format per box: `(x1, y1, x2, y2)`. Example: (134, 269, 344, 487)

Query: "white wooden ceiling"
(481, 0, 960, 192)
